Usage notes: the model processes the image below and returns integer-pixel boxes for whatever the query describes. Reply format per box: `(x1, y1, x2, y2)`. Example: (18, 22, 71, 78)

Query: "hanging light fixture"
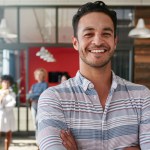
(128, 18, 150, 38)
(36, 47, 56, 62)
(0, 18, 17, 39)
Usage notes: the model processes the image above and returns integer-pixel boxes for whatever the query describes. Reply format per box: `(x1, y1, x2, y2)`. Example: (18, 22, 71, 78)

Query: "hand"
(124, 146, 140, 150)
(4, 89, 10, 95)
(0, 90, 9, 103)
(0, 95, 3, 103)
(60, 130, 78, 150)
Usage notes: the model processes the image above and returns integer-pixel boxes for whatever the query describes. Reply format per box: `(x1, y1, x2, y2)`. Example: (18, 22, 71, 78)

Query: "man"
(37, 1, 150, 150)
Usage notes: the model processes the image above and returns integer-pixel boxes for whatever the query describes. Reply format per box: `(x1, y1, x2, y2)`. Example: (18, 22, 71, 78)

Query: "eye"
(84, 32, 94, 38)
(103, 32, 112, 37)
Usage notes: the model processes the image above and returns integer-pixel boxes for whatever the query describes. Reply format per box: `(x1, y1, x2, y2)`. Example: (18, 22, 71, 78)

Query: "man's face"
(72, 12, 117, 68)
(34, 71, 45, 82)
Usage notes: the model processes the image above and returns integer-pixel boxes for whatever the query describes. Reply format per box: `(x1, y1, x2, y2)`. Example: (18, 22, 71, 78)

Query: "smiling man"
(37, 1, 150, 150)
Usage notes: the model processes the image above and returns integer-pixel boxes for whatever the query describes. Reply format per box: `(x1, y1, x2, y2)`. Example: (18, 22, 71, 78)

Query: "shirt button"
(89, 84, 94, 89)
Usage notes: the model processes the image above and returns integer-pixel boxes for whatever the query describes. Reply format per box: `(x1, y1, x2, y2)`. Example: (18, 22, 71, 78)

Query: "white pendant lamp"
(128, 18, 150, 38)
(0, 18, 17, 39)
(36, 47, 56, 62)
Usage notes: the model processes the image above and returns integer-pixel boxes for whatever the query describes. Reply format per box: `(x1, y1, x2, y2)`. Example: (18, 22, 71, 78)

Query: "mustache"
(89, 43, 110, 49)
(88, 44, 110, 50)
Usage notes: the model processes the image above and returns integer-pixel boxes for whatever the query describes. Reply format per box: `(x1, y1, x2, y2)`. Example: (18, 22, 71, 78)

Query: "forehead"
(35, 71, 43, 75)
(78, 12, 114, 31)
(62, 76, 67, 79)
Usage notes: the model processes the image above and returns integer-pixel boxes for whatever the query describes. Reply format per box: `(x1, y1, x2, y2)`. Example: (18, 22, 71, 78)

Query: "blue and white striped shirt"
(37, 71, 150, 150)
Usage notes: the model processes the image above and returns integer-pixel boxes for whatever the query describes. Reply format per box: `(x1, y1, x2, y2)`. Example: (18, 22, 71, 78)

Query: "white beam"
(0, 0, 149, 6)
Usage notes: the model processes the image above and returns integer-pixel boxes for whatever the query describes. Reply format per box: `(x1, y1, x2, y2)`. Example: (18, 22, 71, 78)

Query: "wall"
(134, 7, 150, 89)
(28, 47, 79, 89)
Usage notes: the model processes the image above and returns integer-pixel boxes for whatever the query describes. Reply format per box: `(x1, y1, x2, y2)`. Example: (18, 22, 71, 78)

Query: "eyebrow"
(82, 27, 114, 33)
(82, 27, 94, 32)
(103, 27, 113, 33)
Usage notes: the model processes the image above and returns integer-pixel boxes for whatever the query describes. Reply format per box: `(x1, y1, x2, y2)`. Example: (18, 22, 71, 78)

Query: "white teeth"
(91, 49, 105, 53)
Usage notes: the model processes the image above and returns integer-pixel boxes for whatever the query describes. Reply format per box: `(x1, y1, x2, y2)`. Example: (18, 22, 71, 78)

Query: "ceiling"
(0, 0, 149, 44)
(0, 0, 150, 6)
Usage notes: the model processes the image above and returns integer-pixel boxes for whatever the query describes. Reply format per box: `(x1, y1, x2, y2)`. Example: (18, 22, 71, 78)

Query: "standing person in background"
(60, 72, 71, 83)
(0, 75, 16, 150)
(27, 68, 48, 129)
(37, 1, 150, 150)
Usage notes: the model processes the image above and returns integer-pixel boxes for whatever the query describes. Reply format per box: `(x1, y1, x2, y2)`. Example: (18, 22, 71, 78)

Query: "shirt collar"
(111, 71, 118, 90)
(75, 71, 92, 91)
(75, 70, 118, 91)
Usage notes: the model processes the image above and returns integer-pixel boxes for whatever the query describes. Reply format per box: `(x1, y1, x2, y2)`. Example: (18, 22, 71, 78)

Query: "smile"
(90, 49, 105, 53)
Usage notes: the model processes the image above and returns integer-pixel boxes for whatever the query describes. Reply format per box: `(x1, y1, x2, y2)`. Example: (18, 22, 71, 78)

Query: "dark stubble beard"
(80, 50, 115, 68)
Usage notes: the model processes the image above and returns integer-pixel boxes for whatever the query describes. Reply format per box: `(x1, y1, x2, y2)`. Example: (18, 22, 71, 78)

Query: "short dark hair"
(61, 72, 70, 80)
(1, 75, 14, 86)
(72, 1, 117, 37)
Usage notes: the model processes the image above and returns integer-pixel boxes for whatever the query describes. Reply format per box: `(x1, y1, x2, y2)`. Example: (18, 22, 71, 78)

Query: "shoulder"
(115, 75, 150, 97)
(42, 81, 48, 86)
(42, 80, 71, 95)
(32, 82, 37, 87)
(116, 75, 146, 88)
(39, 78, 77, 99)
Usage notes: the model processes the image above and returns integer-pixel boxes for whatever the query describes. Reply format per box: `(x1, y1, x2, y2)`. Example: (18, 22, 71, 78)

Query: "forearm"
(0, 91, 8, 102)
(37, 104, 67, 149)
(37, 120, 67, 150)
(28, 93, 40, 100)
(4, 93, 16, 107)
(5, 100, 16, 107)
(37, 88, 68, 150)
(124, 146, 140, 150)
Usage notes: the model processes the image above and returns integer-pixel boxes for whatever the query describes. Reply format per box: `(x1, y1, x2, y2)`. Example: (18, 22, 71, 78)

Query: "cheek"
(107, 39, 116, 50)
(78, 39, 88, 49)
(2, 83, 8, 88)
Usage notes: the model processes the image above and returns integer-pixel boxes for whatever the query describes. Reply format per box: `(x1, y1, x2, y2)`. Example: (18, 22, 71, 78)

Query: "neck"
(80, 63, 112, 87)
(80, 62, 112, 109)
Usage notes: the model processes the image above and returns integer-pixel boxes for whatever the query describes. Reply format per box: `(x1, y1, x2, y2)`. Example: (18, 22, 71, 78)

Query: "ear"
(72, 36, 79, 51)
(114, 36, 118, 50)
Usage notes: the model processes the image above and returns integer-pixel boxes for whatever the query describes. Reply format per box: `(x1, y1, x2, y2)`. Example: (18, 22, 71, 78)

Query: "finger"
(124, 146, 140, 150)
(61, 130, 75, 145)
(60, 130, 77, 150)
(66, 130, 78, 149)
(66, 130, 77, 146)
(60, 130, 68, 141)
(61, 133, 74, 150)
(62, 141, 72, 150)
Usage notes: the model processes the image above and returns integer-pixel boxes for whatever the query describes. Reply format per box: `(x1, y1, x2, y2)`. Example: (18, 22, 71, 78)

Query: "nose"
(91, 34, 104, 46)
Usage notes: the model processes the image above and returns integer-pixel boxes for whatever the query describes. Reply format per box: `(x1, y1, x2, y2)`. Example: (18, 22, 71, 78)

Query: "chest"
(32, 84, 45, 93)
(63, 97, 140, 128)
(62, 93, 140, 149)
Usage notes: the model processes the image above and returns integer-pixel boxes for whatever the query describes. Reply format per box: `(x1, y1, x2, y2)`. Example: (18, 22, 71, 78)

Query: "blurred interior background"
(0, 0, 150, 135)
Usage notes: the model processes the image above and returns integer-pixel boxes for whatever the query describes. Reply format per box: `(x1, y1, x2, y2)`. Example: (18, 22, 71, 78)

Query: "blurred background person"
(27, 68, 48, 129)
(60, 72, 71, 83)
(0, 75, 16, 150)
